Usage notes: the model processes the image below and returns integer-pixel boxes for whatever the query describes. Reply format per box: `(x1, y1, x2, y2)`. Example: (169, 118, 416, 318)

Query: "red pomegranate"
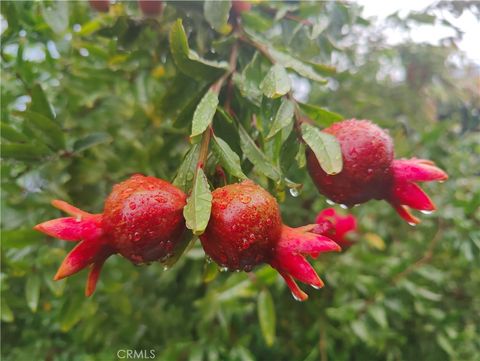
(200, 180, 341, 301)
(307, 119, 448, 224)
(89, 0, 109, 12)
(232, 1, 252, 14)
(138, 0, 163, 17)
(34, 174, 186, 296)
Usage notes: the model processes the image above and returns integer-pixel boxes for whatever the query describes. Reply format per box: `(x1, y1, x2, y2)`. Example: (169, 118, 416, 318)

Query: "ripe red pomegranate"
(232, 0, 252, 14)
(200, 180, 340, 301)
(89, 0, 109, 12)
(34, 174, 186, 296)
(138, 0, 163, 17)
(307, 119, 448, 224)
(314, 208, 357, 248)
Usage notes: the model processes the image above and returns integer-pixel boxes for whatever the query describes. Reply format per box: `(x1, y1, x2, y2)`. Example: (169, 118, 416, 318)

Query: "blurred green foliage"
(1, 1, 479, 360)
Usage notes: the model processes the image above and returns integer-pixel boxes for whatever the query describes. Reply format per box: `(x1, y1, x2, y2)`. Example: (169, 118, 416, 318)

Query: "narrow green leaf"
(241, 12, 273, 32)
(299, 102, 343, 127)
(173, 144, 200, 192)
(73, 132, 111, 153)
(239, 125, 282, 182)
(41, 1, 69, 34)
(169, 19, 228, 80)
(232, 53, 266, 106)
(30, 84, 55, 121)
(18, 110, 65, 150)
(203, 261, 219, 283)
(1, 143, 53, 161)
(212, 135, 247, 179)
(204, 0, 232, 34)
(25, 275, 40, 313)
(368, 305, 388, 328)
(301, 123, 342, 175)
(280, 129, 300, 172)
(266, 98, 295, 139)
(1, 299, 14, 322)
(59, 298, 84, 332)
(258, 289, 276, 346)
(260, 64, 291, 99)
(269, 48, 327, 83)
(183, 168, 212, 235)
(191, 90, 219, 137)
(0, 122, 29, 142)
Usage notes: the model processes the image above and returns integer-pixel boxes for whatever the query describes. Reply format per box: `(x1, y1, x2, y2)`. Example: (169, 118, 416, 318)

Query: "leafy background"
(1, 1, 479, 360)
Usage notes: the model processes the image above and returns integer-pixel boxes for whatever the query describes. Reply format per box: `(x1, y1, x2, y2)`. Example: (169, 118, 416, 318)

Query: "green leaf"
(1, 229, 43, 249)
(239, 125, 282, 182)
(1, 143, 53, 161)
(25, 274, 40, 313)
(17, 110, 65, 150)
(30, 84, 55, 121)
(301, 123, 342, 175)
(204, 0, 232, 34)
(260, 64, 291, 99)
(41, 1, 69, 34)
(241, 12, 273, 32)
(183, 168, 212, 236)
(269, 48, 327, 83)
(299, 102, 343, 127)
(1, 299, 14, 322)
(368, 305, 388, 328)
(257, 289, 276, 346)
(173, 144, 200, 192)
(233, 53, 266, 106)
(191, 90, 219, 137)
(169, 19, 228, 80)
(0, 122, 29, 142)
(212, 135, 247, 179)
(59, 298, 84, 332)
(266, 98, 295, 139)
(203, 261, 219, 283)
(73, 132, 111, 153)
(280, 129, 300, 172)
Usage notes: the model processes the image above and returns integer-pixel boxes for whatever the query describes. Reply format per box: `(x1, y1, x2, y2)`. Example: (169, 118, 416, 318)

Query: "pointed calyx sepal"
(389, 158, 448, 224)
(34, 200, 113, 296)
(270, 225, 341, 301)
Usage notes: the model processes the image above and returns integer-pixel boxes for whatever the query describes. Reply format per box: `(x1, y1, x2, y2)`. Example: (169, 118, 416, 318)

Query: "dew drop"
(163, 265, 170, 271)
(339, 204, 348, 209)
(367, 168, 373, 175)
(291, 293, 302, 302)
(326, 199, 335, 205)
(133, 231, 141, 242)
(206, 256, 212, 264)
(220, 267, 229, 272)
(407, 222, 417, 227)
(420, 210, 435, 215)
(311, 284, 321, 290)
(289, 188, 299, 197)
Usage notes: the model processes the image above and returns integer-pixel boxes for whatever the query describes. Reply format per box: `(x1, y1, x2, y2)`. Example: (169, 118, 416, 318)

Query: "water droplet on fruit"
(266, 218, 272, 226)
(326, 199, 335, 205)
(289, 188, 299, 197)
(163, 265, 170, 271)
(232, 224, 238, 231)
(243, 265, 253, 272)
(407, 222, 417, 227)
(291, 293, 302, 302)
(240, 195, 251, 204)
(367, 168, 373, 175)
(133, 231, 141, 242)
(420, 210, 434, 215)
(339, 204, 348, 209)
(220, 267, 229, 272)
(206, 256, 212, 264)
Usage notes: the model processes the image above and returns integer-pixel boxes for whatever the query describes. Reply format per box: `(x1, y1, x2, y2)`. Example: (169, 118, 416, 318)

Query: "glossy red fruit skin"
(103, 174, 186, 264)
(307, 119, 394, 206)
(89, 0, 109, 12)
(200, 181, 282, 271)
(232, 0, 252, 14)
(138, 0, 163, 16)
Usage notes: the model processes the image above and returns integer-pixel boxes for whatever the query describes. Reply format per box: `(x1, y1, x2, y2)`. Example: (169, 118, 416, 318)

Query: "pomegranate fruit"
(138, 0, 163, 17)
(307, 119, 448, 224)
(232, 1, 252, 14)
(89, 0, 109, 12)
(34, 174, 186, 296)
(200, 180, 340, 301)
